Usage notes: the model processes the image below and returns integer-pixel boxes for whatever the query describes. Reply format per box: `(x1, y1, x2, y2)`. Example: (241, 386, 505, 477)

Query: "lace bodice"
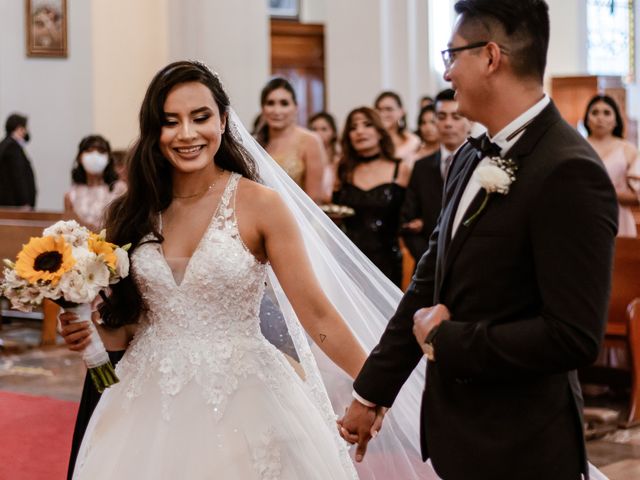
(116, 173, 286, 419)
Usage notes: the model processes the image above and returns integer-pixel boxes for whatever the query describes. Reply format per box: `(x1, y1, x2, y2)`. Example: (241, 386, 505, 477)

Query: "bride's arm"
(260, 190, 367, 380)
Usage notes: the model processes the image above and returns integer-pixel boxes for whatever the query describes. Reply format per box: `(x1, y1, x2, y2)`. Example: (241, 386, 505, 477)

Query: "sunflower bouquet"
(1, 220, 130, 392)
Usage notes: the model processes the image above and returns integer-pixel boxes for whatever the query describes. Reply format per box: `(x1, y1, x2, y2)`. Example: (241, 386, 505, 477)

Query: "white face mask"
(81, 152, 109, 175)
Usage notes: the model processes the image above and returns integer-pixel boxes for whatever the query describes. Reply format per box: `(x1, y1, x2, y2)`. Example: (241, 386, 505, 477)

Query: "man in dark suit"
(401, 88, 471, 262)
(0, 113, 36, 208)
(338, 1, 618, 478)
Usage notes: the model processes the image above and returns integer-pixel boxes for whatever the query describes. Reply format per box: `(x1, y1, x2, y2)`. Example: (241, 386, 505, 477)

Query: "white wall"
(92, 0, 169, 151)
(0, 0, 94, 210)
(324, 0, 432, 130)
(300, 0, 327, 24)
(546, 0, 588, 79)
(167, 0, 270, 126)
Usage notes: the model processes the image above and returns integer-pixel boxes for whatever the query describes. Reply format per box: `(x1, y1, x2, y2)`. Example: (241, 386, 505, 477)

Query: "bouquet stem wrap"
(65, 303, 119, 393)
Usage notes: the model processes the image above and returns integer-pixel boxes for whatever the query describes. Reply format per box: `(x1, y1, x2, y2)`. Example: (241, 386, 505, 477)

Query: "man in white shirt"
(401, 88, 471, 262)
(339, 0, 618, 478)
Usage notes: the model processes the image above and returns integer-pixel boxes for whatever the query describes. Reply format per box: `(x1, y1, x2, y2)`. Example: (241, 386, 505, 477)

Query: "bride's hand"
(337, 400, 387, 462)
(58, 312, 92, 352)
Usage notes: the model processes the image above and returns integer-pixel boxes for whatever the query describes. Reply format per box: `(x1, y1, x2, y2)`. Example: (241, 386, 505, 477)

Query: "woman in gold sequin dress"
(256, 78, 331, 203)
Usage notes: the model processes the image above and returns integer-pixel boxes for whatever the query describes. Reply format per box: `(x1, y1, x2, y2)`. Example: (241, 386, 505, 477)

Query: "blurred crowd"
(1, 81, 637, 288)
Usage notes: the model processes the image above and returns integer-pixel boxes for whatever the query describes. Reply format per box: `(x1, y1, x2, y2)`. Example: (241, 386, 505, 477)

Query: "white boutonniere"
(463, 157, 517, 226)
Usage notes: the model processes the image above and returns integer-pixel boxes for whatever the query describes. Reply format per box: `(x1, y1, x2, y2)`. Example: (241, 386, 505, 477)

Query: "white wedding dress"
(73, 173, 357, 479)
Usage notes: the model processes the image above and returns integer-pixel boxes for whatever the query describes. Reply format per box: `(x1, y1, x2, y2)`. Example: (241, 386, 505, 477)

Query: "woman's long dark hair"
(71, 135, 119, 189)
(255, 77, 297, 147)
(583, 94, 625, 138)
(100, 60, 258, 327)
(337, 107, 398, 185)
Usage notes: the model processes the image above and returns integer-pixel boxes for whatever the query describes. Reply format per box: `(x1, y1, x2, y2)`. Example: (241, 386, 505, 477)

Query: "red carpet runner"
(0, 391, 77, 480)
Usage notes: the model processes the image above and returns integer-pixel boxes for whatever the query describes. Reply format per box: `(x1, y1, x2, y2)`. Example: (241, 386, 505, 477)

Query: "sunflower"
(15, 236, 75, 285)
(89, 234, 117, 269)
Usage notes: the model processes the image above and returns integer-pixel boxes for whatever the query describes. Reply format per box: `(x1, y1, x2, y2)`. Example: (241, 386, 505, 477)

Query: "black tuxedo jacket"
(0, 136, 36, 207)
(354, 102, 618, 480)
(400, 151, 445, 262)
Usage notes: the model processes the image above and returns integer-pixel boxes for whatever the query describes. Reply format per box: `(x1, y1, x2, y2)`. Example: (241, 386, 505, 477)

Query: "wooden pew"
(0, 209, 64, 346)
(580, 237, 640, 426)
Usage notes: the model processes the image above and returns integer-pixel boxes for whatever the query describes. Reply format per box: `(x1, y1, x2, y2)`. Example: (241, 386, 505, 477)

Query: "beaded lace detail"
(116, 173, 291, 421)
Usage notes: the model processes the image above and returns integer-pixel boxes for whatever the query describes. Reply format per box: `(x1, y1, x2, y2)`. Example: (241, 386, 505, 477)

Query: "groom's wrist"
(352, 390, 376, 408)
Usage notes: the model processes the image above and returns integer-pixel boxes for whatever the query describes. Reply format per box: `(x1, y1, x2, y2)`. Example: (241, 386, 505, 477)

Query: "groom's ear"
(486, 42, 503, 73)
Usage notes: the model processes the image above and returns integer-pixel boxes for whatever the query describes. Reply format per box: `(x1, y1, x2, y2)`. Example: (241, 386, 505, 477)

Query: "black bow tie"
(467, 134, 502, 159)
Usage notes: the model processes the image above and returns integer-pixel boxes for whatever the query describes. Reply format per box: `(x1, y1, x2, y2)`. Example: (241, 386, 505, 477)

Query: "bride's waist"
(136, 319, 261, 338)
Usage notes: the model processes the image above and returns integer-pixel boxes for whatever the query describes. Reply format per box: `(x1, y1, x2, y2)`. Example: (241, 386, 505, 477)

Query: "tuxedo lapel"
(434, 147, 481, 301)
(436, 101, 563, 298)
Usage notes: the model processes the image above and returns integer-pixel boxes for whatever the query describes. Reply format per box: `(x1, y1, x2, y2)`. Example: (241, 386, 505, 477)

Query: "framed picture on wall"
(268, 0, 300, 19)
(25, 0, 67, 57)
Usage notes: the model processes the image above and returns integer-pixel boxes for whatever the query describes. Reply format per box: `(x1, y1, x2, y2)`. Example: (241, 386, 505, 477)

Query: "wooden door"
(270, 20, 325, 126)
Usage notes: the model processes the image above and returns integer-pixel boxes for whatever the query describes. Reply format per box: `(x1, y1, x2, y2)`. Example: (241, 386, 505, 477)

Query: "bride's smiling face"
(160, 81, 227, 174)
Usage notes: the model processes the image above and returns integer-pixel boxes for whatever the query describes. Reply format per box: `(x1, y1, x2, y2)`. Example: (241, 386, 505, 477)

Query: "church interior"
(1, 0, 640, 478)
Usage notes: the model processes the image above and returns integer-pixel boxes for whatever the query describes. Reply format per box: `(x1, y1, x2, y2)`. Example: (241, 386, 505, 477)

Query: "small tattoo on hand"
(319, 334, 327, 343)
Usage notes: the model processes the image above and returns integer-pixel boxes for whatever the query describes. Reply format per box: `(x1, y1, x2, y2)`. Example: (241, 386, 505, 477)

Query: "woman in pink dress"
(585, 94, 639, 237)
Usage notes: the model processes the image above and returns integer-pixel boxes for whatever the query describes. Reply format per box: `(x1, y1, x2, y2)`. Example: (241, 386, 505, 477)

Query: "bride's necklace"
(173, 169, 223, 199)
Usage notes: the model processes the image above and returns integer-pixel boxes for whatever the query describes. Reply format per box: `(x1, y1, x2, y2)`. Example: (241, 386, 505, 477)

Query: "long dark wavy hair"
(337, 107, 398, 185)
(71, 135, 119, 189)
(100, 60, 258, 327)
(584, 94, 625, 139)
(255, 77, 298, 147)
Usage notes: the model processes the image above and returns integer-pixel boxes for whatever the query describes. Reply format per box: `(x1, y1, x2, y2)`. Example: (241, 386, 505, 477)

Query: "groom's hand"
(337, 400, 386, 462)
(413, 304, 450, 346)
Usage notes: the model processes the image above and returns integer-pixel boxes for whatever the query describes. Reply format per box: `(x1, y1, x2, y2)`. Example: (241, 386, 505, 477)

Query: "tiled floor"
(2, 318, 640, 479)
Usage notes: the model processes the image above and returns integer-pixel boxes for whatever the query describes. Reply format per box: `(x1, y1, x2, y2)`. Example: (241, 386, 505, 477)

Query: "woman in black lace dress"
(333, 107, 410, 287)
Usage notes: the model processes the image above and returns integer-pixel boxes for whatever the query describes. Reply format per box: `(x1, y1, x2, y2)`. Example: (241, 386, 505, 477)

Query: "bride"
(59, 60, 433, 479)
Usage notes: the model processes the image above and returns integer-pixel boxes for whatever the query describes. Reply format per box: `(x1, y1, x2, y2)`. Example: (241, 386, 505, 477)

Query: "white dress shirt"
(451, 95, 550, 237)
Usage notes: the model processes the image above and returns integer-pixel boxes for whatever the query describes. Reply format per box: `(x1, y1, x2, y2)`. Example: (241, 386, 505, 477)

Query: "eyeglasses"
(440, 42, 489, 69)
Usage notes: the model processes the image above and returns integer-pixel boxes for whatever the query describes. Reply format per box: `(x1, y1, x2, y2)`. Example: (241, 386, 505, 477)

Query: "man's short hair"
(435, 89, 456, 104)
(5, 113, 28, 136)
(454, 0, 550, 82)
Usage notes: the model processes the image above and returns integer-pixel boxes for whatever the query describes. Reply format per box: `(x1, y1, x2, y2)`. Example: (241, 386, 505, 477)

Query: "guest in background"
(333, 107, 410, 287)
(64, 135, 126, 231)
(0, 113, 36, 209)
(309, 111, 341, 187)
(374, 91, 421, 163)
(401, 88, 471, 263)
(585, 94, 638, 237)
(111, 149, 128, 184)
(419, 95, 435, 109)
(256, 77, 330, 203)
(413, 104, 440, 160)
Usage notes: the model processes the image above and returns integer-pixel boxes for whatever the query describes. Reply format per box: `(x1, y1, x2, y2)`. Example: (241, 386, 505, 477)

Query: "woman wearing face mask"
(64, 135, 126, 231)
(255, 77, 331, 203)
(584, 95, 639, 237)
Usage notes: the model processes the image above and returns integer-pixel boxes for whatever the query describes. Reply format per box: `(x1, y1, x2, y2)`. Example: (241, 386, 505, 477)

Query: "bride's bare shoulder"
(235, 177, 286, 212)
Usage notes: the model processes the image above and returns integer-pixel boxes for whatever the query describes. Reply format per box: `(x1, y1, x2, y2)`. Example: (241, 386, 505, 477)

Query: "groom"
(339, 0, 618, 478)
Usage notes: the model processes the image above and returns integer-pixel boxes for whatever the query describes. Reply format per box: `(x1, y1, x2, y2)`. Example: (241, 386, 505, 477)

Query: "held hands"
(58, 311, 92, 352)
(337, 400, 387, 462)
(413, 304, 450, 346)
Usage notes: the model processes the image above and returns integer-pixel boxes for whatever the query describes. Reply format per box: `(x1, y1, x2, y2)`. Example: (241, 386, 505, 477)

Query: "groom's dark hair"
(454, 0, 550, 82)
